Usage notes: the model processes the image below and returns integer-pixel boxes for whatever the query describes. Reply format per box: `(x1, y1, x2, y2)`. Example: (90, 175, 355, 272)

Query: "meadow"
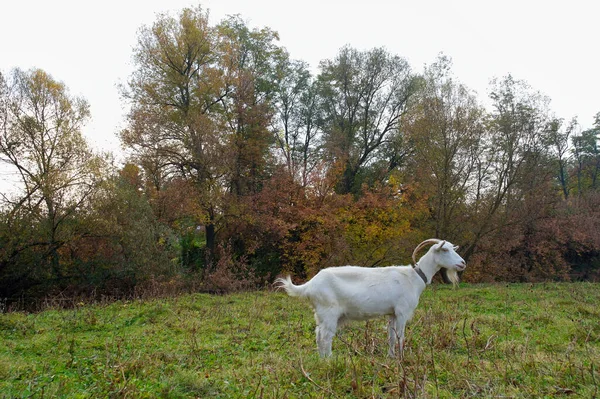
(1, 283, 598, 398)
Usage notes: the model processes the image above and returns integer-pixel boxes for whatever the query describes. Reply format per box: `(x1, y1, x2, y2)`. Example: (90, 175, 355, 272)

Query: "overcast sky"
(1, 0, 598, 158)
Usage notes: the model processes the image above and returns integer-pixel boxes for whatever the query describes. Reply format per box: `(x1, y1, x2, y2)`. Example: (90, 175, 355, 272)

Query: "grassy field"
(1, 283, 599, 398)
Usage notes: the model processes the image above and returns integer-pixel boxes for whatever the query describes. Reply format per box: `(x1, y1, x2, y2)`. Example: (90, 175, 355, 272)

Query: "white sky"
(1, 0, 599, 163)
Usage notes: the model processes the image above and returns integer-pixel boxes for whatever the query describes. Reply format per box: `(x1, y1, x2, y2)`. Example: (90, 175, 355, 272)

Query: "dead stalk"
(298, 356, 339, 398)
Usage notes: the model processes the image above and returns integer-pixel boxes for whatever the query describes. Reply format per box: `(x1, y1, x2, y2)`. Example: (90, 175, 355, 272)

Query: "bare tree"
(273, 58, 321, 187)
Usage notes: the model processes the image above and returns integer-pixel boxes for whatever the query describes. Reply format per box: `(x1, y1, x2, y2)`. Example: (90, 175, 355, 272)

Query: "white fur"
(275, 239, 466, 357)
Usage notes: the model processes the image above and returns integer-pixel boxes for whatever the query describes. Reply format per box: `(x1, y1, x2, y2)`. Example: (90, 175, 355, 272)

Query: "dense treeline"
(1, 6, 599, 304)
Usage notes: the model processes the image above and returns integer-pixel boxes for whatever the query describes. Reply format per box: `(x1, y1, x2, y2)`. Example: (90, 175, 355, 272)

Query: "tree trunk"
(205, 222, 216, 271)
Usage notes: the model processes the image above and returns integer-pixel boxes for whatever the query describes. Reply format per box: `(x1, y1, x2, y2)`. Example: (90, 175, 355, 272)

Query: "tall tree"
(121, 6, 224, 264)
(571, 112, 600, 194)
(403, 55, 485, 239)
(273, 58, 321, 187)
(215, 15, 285, 196)
(547, 116, 577, 199)
(121, 7, 286, 267)
(462, 75, 553, 260)
(317, 46, 417, 194)
(0, 68, 100, 281)
(572, 132, 598, 193)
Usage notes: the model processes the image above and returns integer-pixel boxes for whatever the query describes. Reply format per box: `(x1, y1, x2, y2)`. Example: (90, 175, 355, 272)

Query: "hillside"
(1, 283, 599, 398)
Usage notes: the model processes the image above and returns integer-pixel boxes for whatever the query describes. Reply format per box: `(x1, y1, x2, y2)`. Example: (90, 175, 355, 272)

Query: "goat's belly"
(344, 312, 388, 322)
(342, 304, 394, 321)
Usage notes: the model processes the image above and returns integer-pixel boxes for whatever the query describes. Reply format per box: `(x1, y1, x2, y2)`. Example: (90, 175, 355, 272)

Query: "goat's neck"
(415, 252, 440, 286)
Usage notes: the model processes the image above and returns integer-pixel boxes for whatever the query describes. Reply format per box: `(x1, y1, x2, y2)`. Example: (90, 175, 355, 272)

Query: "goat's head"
(412, 239, 466, 285)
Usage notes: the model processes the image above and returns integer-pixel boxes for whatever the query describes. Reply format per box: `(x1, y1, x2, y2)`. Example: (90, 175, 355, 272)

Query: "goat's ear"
(453, 245, 459, 251)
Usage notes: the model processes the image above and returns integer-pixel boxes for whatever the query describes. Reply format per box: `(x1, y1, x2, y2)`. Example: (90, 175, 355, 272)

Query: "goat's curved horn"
(412, 238, 442, 265)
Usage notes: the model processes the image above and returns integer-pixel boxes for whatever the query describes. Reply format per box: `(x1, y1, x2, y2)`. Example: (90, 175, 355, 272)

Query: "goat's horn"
(412, 238, 442, 265)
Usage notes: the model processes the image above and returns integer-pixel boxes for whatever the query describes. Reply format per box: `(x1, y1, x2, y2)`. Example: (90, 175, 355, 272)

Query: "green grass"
(1, 283, 599, 398)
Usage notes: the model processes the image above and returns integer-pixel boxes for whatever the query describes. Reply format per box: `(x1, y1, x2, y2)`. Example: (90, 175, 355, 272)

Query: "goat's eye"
(441, 247, 449, 252)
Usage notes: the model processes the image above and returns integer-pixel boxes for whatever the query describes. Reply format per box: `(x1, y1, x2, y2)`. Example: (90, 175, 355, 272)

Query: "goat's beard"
(444, 268, 460, 286)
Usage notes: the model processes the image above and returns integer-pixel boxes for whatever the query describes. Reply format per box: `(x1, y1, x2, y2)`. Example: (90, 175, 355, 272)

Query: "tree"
(403, 55, 485, 239)
(462, 75, 554, 262)
(0, 68, 101, 291)
(121, 6, 225, 265)
(83, 164, 177, 289)
(214, 15, 285, 196)
(547, 116, 577, 199)
(273, 58, 321, 187)
(121, 7, 286, 268)
(317, 46, 417, 194)
(571, 113, 600, 194)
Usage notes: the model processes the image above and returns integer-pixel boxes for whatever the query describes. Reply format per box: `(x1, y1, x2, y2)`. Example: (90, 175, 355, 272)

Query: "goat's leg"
(315, 309, 338, 357)
(395, 316, 407, 358)
(314, 312, 325, 356)
(318, 325, 336, 357)
(315, 324, 334, 357)
(387, 315, 398, 357)
(389, 314, 407, 358)
(315, 324, 321, 351)
(315, 325, 332, 356)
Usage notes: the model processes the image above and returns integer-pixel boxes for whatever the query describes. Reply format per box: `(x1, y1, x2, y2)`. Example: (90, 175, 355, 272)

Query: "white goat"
(275, 239, 466, 357)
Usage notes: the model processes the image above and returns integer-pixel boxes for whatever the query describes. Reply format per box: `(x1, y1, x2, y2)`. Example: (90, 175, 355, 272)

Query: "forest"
(1, 6, 599, 306)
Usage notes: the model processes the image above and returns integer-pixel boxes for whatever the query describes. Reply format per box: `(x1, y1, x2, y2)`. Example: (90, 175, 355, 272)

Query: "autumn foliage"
(1, 6, 599, 306)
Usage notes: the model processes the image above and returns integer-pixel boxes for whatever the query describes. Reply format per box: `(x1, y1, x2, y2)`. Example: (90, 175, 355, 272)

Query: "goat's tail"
(274, 275, 307, 297)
